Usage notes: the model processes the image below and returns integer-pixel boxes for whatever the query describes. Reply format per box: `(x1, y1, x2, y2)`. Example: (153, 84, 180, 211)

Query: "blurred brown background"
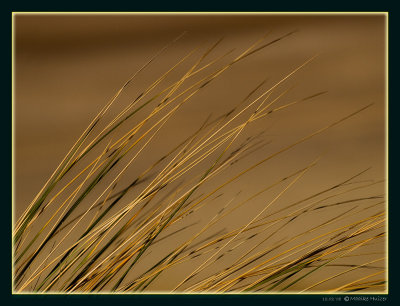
(13, 13, 387, 292)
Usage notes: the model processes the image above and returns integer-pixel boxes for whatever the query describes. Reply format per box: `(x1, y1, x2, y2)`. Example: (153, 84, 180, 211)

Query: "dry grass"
(13, 31, 386, 293)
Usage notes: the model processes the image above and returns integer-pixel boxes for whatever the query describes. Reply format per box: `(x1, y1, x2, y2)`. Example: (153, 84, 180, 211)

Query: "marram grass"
(13, 32, 386, 293)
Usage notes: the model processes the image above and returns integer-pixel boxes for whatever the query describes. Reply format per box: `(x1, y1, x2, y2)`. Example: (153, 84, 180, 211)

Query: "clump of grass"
(13, 32, 386, 293)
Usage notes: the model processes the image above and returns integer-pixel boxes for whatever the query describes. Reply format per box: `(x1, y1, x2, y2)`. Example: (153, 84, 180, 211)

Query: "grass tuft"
(13, 32, 386, 293)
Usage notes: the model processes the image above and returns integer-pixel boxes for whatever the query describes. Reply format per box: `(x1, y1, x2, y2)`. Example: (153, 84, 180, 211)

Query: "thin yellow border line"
(11, 12, 389, 15)
(384, 11, 389, 296)
(11, 12, 389, 295)
(11, 11, 16, 297)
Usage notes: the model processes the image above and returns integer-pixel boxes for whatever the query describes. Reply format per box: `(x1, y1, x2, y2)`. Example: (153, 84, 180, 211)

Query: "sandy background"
(13, 13, 387, 292)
